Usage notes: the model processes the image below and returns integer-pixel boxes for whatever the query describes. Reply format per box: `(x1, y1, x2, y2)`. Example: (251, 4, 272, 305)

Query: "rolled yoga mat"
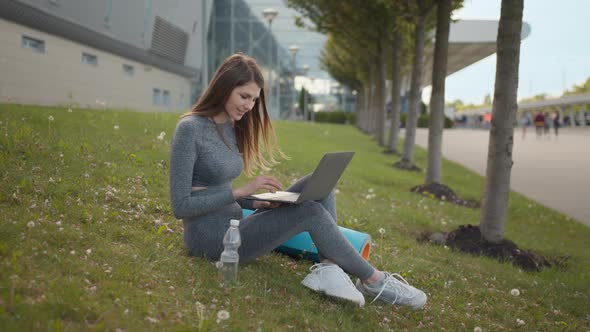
(243, 209, 371, 262)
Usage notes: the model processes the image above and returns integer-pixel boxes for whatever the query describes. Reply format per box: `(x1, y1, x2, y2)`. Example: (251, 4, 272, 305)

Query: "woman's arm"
(169, 120, 235, 219)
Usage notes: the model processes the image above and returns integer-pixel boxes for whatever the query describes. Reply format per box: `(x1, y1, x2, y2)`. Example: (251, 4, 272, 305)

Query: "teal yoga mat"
(243, 209, 371, 262)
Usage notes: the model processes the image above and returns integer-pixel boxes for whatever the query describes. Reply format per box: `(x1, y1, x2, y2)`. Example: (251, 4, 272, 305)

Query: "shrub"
(314, 111, 356, 125)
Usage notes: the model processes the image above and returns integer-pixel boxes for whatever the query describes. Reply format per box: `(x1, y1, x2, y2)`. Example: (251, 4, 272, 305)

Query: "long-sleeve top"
(169, 115, 252, 219)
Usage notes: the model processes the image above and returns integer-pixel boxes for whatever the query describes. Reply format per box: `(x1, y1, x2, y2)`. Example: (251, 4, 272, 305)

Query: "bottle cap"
(230, 219, 240, 227)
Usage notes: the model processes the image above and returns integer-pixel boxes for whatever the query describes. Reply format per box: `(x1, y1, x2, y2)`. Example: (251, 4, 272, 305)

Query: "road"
(411, 127, 590, 226)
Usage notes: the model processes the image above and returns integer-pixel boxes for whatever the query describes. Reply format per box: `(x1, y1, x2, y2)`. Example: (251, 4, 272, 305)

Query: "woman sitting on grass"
(169, 53, 427, 308)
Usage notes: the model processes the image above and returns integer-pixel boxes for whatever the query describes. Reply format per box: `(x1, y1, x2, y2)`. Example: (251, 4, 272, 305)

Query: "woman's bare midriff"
(192, 186, 207, 192)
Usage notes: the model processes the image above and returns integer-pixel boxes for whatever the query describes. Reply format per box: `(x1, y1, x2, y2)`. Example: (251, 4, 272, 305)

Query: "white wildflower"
(27, 221, 35, 228)
(378, 228, 386, 235)
(516, 318, 525, 326)
(145, 317, 159, 324)
(510, 288, 520, 296)
(48, 115, 54, 121)
(216, 309, 230, 322)
(114, 125, 119, 130)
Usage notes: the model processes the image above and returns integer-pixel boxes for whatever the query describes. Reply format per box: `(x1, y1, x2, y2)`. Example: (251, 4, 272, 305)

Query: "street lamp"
(302, 64, 310, 121)
(262, 8, 278, 118)
(288, 44, 300, 120)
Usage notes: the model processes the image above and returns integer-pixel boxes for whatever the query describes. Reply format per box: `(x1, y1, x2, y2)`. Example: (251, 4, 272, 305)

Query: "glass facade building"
(207, 0, 295, 119)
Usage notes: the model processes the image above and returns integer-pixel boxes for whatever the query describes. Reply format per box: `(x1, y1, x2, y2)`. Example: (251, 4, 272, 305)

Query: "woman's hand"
(252, 201, 282, 209)
(233, 175, 283, 199)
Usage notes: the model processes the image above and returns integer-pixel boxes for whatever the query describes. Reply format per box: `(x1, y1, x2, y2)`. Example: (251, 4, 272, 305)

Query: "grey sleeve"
(169, 119, 235, 219)
(236, 198, 255, 210)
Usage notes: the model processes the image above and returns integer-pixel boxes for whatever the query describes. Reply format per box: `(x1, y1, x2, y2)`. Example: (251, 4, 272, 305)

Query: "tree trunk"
(425, 0, 452, 184)
(480, 0, 524, 243)
(362, 83, 370, 132)
(387, 28, 403, 154)
(376, 41, 388, 146)
(401, 15, 426, 167)
(356, 88, 364, 131)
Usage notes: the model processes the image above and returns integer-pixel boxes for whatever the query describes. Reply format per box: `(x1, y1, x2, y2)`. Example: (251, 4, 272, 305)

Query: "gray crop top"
(169, 115, 253, 219)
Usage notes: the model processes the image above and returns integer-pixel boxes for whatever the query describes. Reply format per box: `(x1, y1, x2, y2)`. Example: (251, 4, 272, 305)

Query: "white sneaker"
(301, 263, 365, 306)
(356, 272, 427, 309)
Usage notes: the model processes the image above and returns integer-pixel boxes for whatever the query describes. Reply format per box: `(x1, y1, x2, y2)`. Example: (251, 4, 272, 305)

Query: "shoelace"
(309, 263, 356, 289)
(369, 272, 415, 304)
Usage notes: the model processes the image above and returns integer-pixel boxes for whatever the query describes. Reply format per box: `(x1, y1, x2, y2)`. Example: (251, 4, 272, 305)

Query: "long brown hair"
(183, 53, 282, 176)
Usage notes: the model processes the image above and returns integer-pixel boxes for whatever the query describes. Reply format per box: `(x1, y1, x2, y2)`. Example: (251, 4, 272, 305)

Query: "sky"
(446, 0, 590, 104)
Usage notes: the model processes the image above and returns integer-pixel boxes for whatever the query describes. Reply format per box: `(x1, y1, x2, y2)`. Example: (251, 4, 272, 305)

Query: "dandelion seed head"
(217, 310, 230, 321)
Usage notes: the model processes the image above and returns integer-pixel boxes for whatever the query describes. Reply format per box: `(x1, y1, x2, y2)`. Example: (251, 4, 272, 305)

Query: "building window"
(22, 36, 45, 53)
(122, 64, 134, 76)
(82, 52, 98, 66)
(162, 90, 171, 106)
(153, 89, 162, 105)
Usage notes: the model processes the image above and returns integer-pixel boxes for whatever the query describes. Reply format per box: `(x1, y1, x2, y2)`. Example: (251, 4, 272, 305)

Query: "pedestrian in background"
(543, 112, 551, 137)
(520, 111, 532, 139)
(552, 111, 560, 137)
(534, 111, 545, 137)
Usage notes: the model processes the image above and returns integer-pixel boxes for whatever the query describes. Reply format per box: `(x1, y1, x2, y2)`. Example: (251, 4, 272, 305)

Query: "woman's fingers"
(257, 176, 283, 192)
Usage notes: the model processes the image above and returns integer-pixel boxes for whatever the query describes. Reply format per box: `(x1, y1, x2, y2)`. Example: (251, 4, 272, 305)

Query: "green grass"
(0, 104, 588, 331)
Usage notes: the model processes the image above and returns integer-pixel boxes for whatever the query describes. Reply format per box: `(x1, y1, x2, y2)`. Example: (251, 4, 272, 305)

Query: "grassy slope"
(0, 104, 588, 331)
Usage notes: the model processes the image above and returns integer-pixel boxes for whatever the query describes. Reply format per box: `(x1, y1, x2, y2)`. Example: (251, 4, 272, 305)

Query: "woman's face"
(224, 81, 260, 122)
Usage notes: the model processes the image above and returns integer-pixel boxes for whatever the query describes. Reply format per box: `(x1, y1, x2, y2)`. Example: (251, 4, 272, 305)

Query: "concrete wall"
(18, 0, 206, 70)
(0, 19, 191, 111)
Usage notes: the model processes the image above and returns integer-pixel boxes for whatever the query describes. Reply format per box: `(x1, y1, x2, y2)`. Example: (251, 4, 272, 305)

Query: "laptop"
(246, 151, 355, 204)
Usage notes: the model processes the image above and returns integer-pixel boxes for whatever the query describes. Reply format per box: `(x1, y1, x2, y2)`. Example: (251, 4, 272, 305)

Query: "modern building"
(0, 0, 531, 118)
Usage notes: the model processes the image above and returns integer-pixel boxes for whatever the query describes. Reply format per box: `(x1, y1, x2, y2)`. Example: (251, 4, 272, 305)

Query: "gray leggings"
(185, 175, 375, 281)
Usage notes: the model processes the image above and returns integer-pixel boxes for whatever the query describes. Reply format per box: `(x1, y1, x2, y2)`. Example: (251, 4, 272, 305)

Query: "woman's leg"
(282, 173, 337, 221)
(239, 200, 375, 281)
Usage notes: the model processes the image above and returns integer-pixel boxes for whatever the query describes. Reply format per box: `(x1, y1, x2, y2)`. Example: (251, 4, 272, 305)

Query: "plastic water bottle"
(219, 219, 241, 286)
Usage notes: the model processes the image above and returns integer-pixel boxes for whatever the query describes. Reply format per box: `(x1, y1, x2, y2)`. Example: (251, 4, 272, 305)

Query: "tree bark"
(425, 0, 452, 184)
(368, 63, 376, 135)
(480, 0, 524, 243)
(387, 29, 403, 154)
(401, 15, 426, 167)
(376, 40, 388, 146)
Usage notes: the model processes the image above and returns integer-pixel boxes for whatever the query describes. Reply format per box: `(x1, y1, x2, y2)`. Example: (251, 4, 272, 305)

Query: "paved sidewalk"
(411, 127, 590, 226)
